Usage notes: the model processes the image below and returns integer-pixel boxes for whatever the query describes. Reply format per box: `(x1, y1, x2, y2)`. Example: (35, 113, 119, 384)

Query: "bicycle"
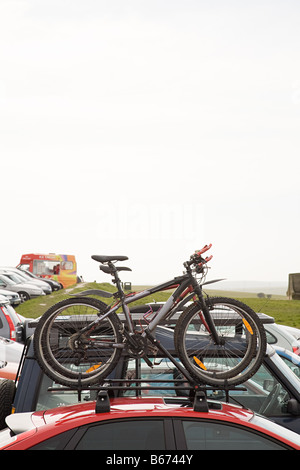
(33, 244, 267, 388)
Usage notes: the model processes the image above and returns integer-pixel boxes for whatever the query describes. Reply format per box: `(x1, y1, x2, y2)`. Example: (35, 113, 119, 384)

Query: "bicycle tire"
(33, 297, 123, 387)
(174, 297, 266, 387)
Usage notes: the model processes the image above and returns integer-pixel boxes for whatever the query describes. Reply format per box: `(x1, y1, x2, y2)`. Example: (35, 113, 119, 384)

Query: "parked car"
(17, 268, 61, 291)
(0, 336, 23, 364)
(0, 336, 23, 380)
(1, 394, 300, 450)
(0, 273, 45, 302)
(0, 361, 18, 381)
(0, 289, 21, 307)
(0, 269, 51, 295)
(265, 322, 300, 355)
(0, 295, 25, 342)
(277, 325, 300, 353)
(143, 302, 300, 355)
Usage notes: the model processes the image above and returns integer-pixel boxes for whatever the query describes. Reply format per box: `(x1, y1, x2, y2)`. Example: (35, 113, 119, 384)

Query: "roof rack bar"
(94, 390, 211, 414)
(48, 380, 247, 393)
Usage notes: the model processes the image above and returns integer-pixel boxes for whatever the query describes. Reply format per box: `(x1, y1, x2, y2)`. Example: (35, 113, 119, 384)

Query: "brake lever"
(196, 255, 213, 273)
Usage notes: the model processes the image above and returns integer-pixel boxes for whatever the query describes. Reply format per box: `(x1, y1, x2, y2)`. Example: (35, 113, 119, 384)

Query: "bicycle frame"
(121, 274, 194, 334)
(77, 274, 193, 335)
(78, 266, 221, 350)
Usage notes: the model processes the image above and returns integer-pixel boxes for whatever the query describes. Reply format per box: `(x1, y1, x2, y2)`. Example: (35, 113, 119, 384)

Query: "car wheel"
(18, 291, 30, 302)
(0, 379, 16, 429)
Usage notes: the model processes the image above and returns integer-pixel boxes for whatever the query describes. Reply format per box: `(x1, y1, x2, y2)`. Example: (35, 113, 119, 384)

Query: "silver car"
(0, 289, 21, 306)
(0, 274, 44, 302)
(0, 268, 51, 295)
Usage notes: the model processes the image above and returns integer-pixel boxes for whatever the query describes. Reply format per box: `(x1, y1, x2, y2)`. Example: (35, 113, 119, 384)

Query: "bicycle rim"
(175, 297, 266, 386)
(34, 298, 122, 386)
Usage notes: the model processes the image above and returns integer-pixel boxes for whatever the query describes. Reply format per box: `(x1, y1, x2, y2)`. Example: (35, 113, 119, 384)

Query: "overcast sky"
(0, 0, 299, 286)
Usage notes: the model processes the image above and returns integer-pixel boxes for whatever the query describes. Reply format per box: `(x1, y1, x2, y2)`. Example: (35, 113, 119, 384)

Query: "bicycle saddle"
(91, 255, 128, 263)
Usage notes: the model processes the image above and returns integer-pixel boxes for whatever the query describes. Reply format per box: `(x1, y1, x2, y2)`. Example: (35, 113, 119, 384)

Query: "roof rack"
(46, 340, 247, 412)
(93, 389, 211, 413)
(92, 383, 249, 413)
(48, 377, 247, 413)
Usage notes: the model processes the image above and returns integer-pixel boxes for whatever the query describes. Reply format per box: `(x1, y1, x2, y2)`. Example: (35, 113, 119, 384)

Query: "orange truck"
(18, 253, 77, 289)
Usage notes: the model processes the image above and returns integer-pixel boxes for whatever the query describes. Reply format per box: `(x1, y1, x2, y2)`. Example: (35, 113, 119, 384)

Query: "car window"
(35, 357, 181, 411)
(265, 329, 277, 345)
(35, 374, 97, 410)
(29, 429, 78, 450)
(205, 361, 290, 417)
(123, 358, 180, 397)
(61, 261, 74, 270)
(181, 420, 288, 450)
(74, 419, 166, 450)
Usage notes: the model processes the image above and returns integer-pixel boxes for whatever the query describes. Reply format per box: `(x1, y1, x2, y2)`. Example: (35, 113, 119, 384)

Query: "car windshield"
(20, 271, 35, 279)
(3, 274, 22, 285)
(35, 357, 180, 410)
(0, 275, 15, 286)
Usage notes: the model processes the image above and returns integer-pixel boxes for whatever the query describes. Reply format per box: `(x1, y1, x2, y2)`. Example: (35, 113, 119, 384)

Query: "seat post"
(109, 262, 124, 300)
(109, 262, 135, 333)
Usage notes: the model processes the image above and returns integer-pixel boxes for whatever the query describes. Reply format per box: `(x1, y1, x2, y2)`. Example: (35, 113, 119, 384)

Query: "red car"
(0, 394, 299, 450)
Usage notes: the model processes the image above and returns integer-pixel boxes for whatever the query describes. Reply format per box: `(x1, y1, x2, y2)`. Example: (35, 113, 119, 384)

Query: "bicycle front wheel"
(33, 297, 123, 387)
(174, 297, 266, 387)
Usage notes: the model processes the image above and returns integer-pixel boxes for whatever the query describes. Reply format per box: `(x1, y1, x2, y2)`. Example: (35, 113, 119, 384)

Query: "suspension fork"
(187, 270, 222, 346)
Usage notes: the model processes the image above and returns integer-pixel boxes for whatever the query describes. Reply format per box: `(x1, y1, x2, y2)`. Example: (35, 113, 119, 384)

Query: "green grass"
(15, 282, 117, 319)
(15, 282, 300, 328)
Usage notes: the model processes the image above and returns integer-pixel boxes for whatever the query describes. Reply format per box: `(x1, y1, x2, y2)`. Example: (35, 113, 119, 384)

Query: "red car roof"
(40, 396, 253, 427)
(3, 396, 300, 450)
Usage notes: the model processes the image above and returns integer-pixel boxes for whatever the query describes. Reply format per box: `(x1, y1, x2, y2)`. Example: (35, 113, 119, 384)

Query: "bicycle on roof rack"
(33, 244, 266, 388)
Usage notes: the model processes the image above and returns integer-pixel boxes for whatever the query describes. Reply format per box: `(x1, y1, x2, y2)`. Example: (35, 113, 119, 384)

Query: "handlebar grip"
(197, 255, 213, 269)
(196, 244, 212, 256)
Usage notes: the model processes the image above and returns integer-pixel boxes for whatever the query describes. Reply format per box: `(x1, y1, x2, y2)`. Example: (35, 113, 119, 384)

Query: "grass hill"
(15, 282, 300, 328)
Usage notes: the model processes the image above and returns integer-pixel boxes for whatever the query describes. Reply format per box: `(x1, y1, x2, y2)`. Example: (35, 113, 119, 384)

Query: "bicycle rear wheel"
(33, 297, 123, 387)
(174, 297, 266, 387)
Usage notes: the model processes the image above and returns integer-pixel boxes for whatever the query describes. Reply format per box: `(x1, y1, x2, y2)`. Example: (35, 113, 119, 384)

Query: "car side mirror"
(287, 398, 300, 416)
(263, 379, 274, 392)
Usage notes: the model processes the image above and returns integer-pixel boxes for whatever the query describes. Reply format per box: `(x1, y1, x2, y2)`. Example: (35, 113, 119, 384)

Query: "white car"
(264, 323, 300, 355)
(0, 336, 23, 364)
(278, 324, 300, 342)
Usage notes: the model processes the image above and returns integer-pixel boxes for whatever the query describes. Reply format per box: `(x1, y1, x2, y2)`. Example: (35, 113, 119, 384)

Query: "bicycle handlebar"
(186, 244, 213, 272)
